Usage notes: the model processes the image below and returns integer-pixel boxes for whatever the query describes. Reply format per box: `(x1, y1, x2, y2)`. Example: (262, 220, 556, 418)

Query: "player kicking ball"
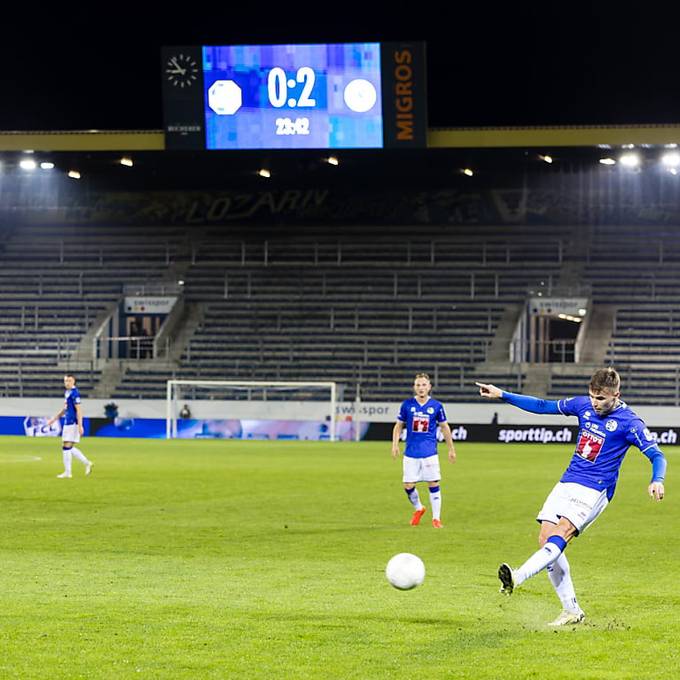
(476, 367, 666, 626)
(392, 373, 456, 528)
(47, 374, 93, 478)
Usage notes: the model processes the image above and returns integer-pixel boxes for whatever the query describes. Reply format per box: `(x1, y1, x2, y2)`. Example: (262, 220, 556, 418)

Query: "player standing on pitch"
(392, 373, 456, 528)
(47, 375, 93, 478)
(476, 367, 666, 626)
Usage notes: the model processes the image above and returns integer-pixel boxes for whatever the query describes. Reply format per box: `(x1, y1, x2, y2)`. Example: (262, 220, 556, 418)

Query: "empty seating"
(114, 229, 561, 401)
(3, 221, 679, 405)
(0, 224, 186, 397)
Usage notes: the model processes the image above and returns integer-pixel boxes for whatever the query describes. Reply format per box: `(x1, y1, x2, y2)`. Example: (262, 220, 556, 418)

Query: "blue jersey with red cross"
(557, 396, 656, 499)
(397, 397, 448, 458)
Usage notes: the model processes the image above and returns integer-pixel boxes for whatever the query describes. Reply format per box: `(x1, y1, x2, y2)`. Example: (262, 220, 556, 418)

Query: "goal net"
(166, 380, 338, 441)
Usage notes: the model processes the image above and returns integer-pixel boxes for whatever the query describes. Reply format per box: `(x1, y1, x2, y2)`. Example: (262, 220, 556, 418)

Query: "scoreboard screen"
(162, 42, 427, 150)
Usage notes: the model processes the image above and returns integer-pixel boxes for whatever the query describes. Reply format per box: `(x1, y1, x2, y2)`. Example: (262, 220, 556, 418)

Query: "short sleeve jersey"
(557, 396, 657, 499)
(64, 387, 81, 425)
(397, 397, 447, 458)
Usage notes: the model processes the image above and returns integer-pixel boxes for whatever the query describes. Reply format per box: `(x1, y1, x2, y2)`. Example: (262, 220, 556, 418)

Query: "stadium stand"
(2, 218, 679, 405)
(112, 229, 558, 401)
(539, 226, 680, 405)
(0, 224, 188, 397)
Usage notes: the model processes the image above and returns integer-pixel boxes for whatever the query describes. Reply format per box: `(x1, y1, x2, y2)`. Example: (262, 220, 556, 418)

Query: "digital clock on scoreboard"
(162, 42, 427, 150)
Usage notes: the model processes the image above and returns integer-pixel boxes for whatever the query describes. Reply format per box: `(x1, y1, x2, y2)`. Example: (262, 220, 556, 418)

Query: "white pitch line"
(0, 455, 43, 463)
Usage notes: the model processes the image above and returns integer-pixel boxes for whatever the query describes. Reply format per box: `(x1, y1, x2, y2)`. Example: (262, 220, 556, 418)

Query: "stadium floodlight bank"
(166, 380, 338, 441)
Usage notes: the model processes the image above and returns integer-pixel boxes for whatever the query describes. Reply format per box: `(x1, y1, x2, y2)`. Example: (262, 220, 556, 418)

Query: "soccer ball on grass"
(385, 553, 426, 590)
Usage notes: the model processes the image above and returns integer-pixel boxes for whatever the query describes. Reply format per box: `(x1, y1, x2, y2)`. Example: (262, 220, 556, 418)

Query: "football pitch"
(0, 437, 677, 679)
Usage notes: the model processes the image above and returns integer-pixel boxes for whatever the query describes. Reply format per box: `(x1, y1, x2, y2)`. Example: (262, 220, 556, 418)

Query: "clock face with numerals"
(165, 54, 199, 88)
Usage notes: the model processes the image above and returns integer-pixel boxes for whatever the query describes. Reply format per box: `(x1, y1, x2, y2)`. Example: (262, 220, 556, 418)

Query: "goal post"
(166, 380, 338, 441)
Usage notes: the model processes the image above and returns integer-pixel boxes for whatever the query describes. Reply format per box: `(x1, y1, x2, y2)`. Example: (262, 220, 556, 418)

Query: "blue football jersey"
(557, 396, 657, 499)
(398, 397, 448, 458)
(64, 387, 81, 425)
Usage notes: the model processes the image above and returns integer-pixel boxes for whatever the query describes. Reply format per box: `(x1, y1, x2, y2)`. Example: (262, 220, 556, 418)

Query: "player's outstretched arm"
(475, 382, 503, 399)
(475, 382, 561, 415)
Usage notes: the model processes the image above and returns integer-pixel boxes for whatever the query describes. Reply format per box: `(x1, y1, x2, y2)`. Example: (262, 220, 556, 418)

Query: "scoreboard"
(162, 42, 427, 150)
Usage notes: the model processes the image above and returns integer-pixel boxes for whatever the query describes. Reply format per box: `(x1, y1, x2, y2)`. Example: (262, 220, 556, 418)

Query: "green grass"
(0, 437, 678, 679)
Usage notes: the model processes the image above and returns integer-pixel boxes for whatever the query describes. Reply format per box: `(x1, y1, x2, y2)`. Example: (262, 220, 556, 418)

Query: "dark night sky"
(2, 4, 679, 132)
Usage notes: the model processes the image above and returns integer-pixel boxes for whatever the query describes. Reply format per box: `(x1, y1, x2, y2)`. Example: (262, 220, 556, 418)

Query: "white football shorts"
(62, 423, 81, 443)
(403, 454, 441, 483)
(537, 481, 609, 534)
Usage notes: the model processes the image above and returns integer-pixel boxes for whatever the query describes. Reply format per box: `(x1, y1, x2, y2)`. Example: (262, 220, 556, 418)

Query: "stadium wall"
(2, 398, 679, 431)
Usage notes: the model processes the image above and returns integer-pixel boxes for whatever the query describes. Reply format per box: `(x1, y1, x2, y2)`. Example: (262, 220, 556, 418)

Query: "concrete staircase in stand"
(520, 364, 552, 397)
(89, 361, 127, 399)
(480, 303, 522, 363)
(67, 301, 118, 365)
(579, 304, 617, 364)
(167, 302, 206, 363)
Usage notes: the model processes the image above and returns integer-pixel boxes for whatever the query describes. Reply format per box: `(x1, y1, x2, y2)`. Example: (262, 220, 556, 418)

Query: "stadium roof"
(2, 125, 680, 151)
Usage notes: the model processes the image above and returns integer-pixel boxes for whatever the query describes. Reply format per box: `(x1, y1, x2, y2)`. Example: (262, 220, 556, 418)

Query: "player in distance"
(47, 375, 93, 478)
(476, 367, 666, 626)
(392, 373, 456, 528)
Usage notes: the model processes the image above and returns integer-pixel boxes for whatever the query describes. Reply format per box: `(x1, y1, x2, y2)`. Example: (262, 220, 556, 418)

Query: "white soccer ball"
(385, 552, 426, 590)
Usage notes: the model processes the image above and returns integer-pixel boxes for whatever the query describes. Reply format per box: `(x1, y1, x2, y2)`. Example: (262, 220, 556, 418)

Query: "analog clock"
(165, 54, 199, 88)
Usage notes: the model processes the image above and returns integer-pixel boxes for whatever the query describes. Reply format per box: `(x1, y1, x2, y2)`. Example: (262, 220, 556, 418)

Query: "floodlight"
(619, 153, 640, 168)
(661, 152, 680, 168)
